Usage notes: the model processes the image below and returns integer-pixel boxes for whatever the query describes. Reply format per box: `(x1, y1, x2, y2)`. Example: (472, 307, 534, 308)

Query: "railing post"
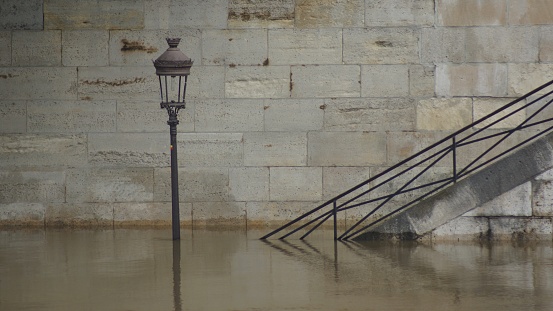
(452, 136, 457, 183)
(333, 200, 338, 240)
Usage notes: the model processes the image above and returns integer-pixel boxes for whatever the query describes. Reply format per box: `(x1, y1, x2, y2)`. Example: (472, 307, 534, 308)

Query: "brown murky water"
(1, 228, 552, 311)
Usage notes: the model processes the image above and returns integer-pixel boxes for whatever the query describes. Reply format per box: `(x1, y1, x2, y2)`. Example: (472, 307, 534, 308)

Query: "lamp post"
(153, 38, 193, 240)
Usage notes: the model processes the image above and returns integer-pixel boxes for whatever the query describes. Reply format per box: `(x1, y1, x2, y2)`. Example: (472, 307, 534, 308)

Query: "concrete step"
(354, 131, 553, 241)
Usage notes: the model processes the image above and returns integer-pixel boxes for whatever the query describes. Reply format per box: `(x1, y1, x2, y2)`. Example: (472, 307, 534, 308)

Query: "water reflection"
(0, 229, 552, 311)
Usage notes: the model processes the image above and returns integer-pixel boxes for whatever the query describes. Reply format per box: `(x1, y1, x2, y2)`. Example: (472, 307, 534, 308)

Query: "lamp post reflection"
(173, 241, 182, 311)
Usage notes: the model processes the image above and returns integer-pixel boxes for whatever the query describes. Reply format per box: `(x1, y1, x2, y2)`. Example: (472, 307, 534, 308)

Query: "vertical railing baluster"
(333, 200, 338, 240)
(452, 136, 457, 183)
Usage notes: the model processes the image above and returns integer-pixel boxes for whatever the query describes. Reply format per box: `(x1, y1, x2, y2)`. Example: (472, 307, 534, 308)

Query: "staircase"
(261, 79, 553, 241)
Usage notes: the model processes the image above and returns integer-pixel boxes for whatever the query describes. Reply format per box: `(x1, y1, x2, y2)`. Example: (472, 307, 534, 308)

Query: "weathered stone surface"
(244, 132, 307, 166)
(361, 65, 409, 97)
(343, 28, 419, 64)
(44, 0, 144, 30)
(421, 28, 466, 64)
(472, 98, 525, 129)
(12, 31, 61, 66)
(466, 27, 539, 63)
(324, 98, 415, 131)
(0, 31, 11, 66)
(533, 180, 553, 216)
(365, 0, 434, 26)
(88, 133, 168, 167)
(323, 167, 371, 200)
(291, 65, 360, 98)
(270, 167, 322, 201)
(509, 0, 553, 25)
(386, 131, 451, 165)
(202, 29, 267, 66)
(0, 170, 65, 203)
(490, 218, 552, 240)
(45, 203, 114, 227)
(66, 168, 154, 203)
(295, 0, 364, 28)
(194, 99, 264, 132)
(465, 182, 532, 216)
(540, 26, 553, 62)
(117, 100, 195, 133)
(508, 64, 553, 96)
(264, 99, 324, 131)
(0, 101, 26, 133)
(229, 167, 270, 201)
(192, 202, 245, 226)
(228, 0, 295, 28)
(436, 0, 507, 26)
(308, 132, 387, 166)
(154, 167, 229, 202)
(187, 66, 226, 99)
(62, 30, 109, 66)
(431, 216, 489, 240)
(0, 0, 43, 30)
(174, 0, 228, 29)
(114, 202, 192, 225)
(417, 98, 473, 131)
(0, 203, 44, 226)
(225, 66, 290, 98)
(0, 67, 77, 100)
(179, 133, 244, 167)
(28, 100, 116, 133)
(436, 64, 508, 97)
(246, 201, 333, 226)
(0, 134, 87, 167)
(110, 30, 201, 66)
(78, 67, 157, 101)
(268, 28, 342, 65)
(410, 65, 435, 96)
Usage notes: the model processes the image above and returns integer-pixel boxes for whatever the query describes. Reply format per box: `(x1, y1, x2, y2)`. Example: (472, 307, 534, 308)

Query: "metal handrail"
(261, 79, 553, 240)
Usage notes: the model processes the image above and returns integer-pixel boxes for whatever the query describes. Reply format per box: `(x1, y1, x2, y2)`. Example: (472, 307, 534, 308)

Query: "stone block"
(173, 0, 228, 29)
(264, 99, 324, 131)
(62, 30, 109, 66)
(421, 28, 466, 64)
(45, 203, 114, 227)
(539, 26, 553, 62)
(270, 167, 322, 201)
(365, 0, 434, 26)
(361, 65, 409, 97)
(0, 203, 44, 226)
(465, 27, 539, 63)
(323, 167, 371, 201)
(187, 66, 226, 99)
(44, 0, 144, 30)
(436, 0, 507, 26)
(0, 101, 26, 133)
(179, 133, 244, 167)
(508, 64, 553, 96)
(0, 0, 43, 30)
(465, 182, 532, 216)
(27, 100, 116, 133)
(202, 29, 267, 66)
(268, 28, 342, 65)
(229, 167, 270, 201)
(228, 0, 295, 28)
(386, 131, 451, 165)
(432, 216, 489, 240)
(519, 94, 553, 134)
(194, 99, 264, 132)
(12, 31, 61, 66)
(110, 30, 201, 67)
(490, 218, 552, 240)
(117, 100, 195, 133)
(295, 0, 364, 28)
(154, 167, 229, 202)
(225, 66, 290, 98)
(66, 168, 154, 203)
(308, 132, 387, 166)
(0, 31, 11, 66)
(0, 67, 77, 100)
(0, 170, 65, 203)
(417, 98, 473, 131)
(343, 28, 419, 64)
(192, 202, 246, 226)
(244, 132, 307, 166)
(532, 180, 553, 216)
(87, 133, 168, 167)
(291, 65, 360, 98)
(473, 98, 526, 129)
(113, 202, 192, 226)
(0, 134, 87, 167)
(410, 65, 435, 97)
(78, 66, 157, 101)
(436, 64, 508, 97)
(324, 98, 415, 131)
(509, 0, 553, 25)
(246, 201, 335, 226)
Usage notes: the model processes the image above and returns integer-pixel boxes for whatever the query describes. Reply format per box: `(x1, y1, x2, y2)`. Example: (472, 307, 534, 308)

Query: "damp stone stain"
(81, 77, 146, 87)
(121, 39, 158, 54)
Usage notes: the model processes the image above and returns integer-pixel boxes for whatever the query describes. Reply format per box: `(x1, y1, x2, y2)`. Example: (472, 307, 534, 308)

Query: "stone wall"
(1, 0, 553, 234)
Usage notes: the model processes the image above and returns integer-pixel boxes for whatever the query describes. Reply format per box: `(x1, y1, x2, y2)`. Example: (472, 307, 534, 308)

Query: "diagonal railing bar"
(261, 79, 553, 240)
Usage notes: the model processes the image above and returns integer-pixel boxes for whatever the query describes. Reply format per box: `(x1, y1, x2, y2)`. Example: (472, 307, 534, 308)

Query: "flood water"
(1, 229, 552, 311)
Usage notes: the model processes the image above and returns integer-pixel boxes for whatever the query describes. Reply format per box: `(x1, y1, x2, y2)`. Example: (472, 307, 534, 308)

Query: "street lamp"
(153, 38, 193, 240)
